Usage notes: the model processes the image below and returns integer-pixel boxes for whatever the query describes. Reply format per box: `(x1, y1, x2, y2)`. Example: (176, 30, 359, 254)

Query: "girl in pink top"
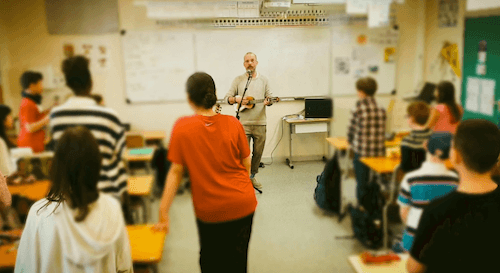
(427, 81, 463, 134)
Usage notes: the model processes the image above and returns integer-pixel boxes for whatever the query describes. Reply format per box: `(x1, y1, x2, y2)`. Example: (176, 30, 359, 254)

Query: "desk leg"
(286, 123, 294, 169)
(338, 149, 348, 218)
(324, 122, 331, 161)
(143, 196, 150, 224)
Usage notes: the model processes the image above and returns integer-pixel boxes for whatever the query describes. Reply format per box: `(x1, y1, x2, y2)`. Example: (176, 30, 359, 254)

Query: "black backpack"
(314, 154, 341, 213)
(348, 176, 386, 250)
(151, 146, 171, 193)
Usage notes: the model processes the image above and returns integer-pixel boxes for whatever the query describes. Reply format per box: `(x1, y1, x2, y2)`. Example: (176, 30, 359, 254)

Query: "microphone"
(247, 70, 253, 78)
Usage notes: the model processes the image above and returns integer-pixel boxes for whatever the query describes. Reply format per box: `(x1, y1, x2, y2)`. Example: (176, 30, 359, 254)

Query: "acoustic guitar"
(234, 96, 280, 113)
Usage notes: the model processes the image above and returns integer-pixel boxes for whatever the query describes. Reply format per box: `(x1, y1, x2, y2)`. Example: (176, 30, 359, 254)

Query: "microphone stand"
(234, 71, 262, 194)
(236, 72, 253, 121)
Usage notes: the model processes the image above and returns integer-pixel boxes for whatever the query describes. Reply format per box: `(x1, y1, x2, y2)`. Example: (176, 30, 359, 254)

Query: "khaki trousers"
(244, 125, 266, 175)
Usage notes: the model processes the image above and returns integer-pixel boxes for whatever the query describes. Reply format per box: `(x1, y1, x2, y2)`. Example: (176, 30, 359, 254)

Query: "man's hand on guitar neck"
(264, 97, 272, 106)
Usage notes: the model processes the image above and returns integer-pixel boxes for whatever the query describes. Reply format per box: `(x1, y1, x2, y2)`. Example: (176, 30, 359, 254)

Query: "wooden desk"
(128, 176, 155, 223)
(396, 130, 411, 138)
(285, 118, 332, 169)
(361, 157, 402, 174)
(385, 137, 403, 148)
(128, 225, 166, 264)
(141, 131, 166, 142)
(0, 229, 23, 239)
(349, 254, 409, 273)
(0, 244, 17, 269)
(126, 131, 167, 142)
(326, 137, 349, 151)
(128, 176, 154, 196)
(326, 137, 403, 150)
(0, 225, 166, 269)
(361, 157, 453, 174)
(125, 147, 155, 162)
(7, 180, 51, 201)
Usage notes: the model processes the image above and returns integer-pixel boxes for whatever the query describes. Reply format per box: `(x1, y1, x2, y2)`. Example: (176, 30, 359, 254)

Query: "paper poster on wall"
(467, 0, 500, 11)
(357, 34, 367, 45)
(354, 68, 366, 79)
(368, 0, 391, 28)
(95, 43, 110, 72)
(476, 40, 487, 76)
(476, 64, 487, 76)
(466, 77, 480, 112)
(332, 29, 352, 45)
(80, 44, 93, 59)
(335, 57, 350, 75)
(63, 43, 75, 58)
(480, 79, 496, 116)
(438, 0, 459, 28)
(368, 65, 379, 74)
(441, 43, 461, 77)
(384, 47, 396, 62)
(346, 0, 368, 14)
(352, 45, 378, 65)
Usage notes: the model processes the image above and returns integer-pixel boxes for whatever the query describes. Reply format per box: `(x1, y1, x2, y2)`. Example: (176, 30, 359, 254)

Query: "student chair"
(126, 133, 146, 149)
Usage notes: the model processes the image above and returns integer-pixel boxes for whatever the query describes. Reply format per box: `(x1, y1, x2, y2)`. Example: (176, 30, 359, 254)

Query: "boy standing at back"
(407, 119, 500, 273)
(400, 101, 433, 173)
(348, 77, 386, 204)
(395, 132, 459, 253)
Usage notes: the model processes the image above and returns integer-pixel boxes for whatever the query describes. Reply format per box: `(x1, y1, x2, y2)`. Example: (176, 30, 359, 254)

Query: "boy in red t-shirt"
(18, 71, 51, 153)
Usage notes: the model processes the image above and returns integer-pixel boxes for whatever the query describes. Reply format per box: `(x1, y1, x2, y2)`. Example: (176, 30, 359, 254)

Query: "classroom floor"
(149, 161, 371, 273)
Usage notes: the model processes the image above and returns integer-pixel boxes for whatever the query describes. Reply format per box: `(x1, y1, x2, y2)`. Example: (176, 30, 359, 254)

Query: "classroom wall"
(0, 9, 12, 105)
(0, 0, 428, 162)
(423, 0, 500, 102)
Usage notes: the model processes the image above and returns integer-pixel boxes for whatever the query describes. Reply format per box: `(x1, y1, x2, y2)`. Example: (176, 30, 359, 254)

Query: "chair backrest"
(126, 133, 145, 149)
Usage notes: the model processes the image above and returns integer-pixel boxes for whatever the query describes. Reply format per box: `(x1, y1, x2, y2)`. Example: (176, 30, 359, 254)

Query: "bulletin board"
(461, 16, 500, 123)
(331, 25, 398, 96)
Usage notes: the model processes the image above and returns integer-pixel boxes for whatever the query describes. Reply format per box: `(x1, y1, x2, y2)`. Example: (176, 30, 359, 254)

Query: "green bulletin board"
(461, 16, 500, 124)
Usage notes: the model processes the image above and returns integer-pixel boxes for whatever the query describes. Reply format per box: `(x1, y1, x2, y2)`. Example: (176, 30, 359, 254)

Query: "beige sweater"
(225, 72, 272, 126)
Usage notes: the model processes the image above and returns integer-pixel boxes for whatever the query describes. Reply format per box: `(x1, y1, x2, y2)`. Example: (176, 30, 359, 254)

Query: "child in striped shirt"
(394, 132, 459, 252)
(400, 101, 433, 173)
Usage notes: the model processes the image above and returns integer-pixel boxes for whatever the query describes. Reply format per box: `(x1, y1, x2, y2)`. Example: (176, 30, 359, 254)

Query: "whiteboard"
(120, 25, 397, 103)
(195, 27, 331, 99)
(121, 30, 196, 102)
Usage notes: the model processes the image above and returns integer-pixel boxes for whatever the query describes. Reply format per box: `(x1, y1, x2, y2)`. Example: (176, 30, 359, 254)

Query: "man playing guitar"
(225, 52, 273, 190)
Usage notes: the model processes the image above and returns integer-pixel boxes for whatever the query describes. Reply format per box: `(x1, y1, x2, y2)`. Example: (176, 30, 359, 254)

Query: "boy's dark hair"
(454, 119, 500, 174)
(356, 77, 378, 96)
(436, 81, 462, 123)
(62, 56, 92, 95)
(20, 71, 43, 90)
(186, 72, 217, 109)
(91, 94, 103, 105)
(407, 101, 430, 125)
(40, 126, 101, 222)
